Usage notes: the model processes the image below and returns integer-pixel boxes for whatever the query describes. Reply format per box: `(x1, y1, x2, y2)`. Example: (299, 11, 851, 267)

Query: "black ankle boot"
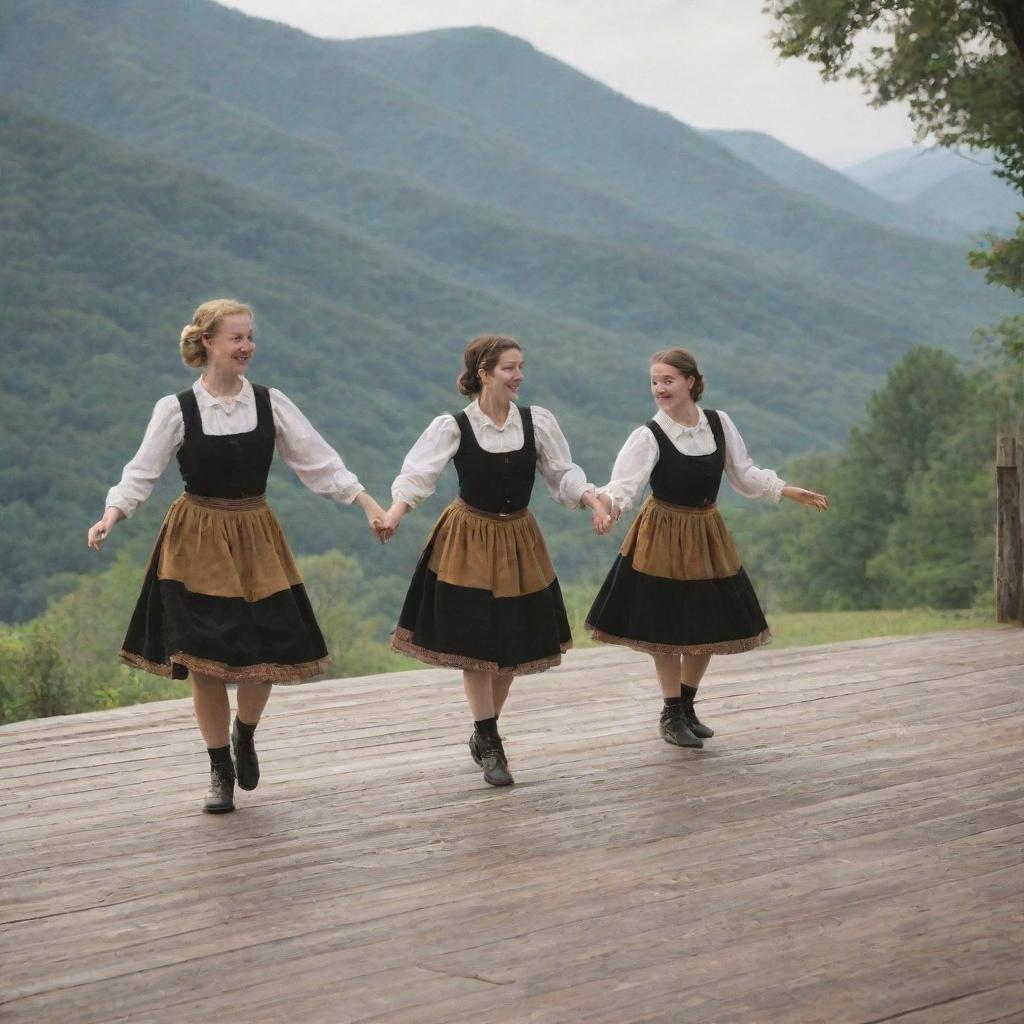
(468, 716, 501, 767)
(204, 748, 235, 814)
(472, 729, 514, 786)
(682, 685, 714, 739)
(659, 703, 703, 748)
(232, 716, 260, 791)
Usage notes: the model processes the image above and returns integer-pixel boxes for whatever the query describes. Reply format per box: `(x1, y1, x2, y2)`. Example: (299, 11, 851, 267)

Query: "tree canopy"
(766, 1, 1024, 191)
(767, 1, 1024, 359)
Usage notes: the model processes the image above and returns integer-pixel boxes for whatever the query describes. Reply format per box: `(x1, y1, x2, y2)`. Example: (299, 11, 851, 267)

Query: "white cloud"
(219, 0, 916, 168)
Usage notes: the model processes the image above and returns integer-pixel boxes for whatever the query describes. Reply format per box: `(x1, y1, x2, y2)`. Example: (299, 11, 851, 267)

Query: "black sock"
(234, 716, 257, 740)
(207, 745, 233, 771)
(474, 716, 499, 738)
(682, 685, 699, 699)
(663, 696, 683, 708)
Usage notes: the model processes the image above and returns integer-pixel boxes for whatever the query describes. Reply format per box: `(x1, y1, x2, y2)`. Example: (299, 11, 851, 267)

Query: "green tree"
(867, 392, 996, 607)
(767, 0, 1024, 356)
(734, 347, 973, 610)
(765, 1, 1024, 189)
(298, 550, 413, 677)
(0, 622, 73, 722)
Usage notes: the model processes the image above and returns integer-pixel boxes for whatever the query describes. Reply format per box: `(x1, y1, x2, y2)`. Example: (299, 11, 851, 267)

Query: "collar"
(654, 406, 707, 440)
(194, 376, 253, 413)
(467, 399, 521, 433)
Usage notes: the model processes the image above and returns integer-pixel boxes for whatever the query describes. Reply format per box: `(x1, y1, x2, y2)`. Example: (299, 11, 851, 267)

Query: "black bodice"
(176, 384, 276, 498)
(647, 408, 726, 508)
(452, 406, 537, 514)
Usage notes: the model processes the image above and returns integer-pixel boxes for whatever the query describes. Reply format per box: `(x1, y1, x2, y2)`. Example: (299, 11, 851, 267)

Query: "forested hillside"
(705, 130, 963, 242)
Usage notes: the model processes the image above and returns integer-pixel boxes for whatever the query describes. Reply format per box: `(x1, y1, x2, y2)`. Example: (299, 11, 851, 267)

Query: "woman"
(586, 347, 827, 748)
(88, 299, 387, 814)
(377, 334, 611, 787)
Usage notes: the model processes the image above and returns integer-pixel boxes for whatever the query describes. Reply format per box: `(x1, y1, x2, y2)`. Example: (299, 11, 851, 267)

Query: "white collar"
(654, 406, 707, 439)
(194, 376, 253, 412)
(467, 399, 521, 433)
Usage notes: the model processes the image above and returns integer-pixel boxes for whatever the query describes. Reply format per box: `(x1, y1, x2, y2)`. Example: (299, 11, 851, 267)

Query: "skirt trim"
(118, 648, 330, 684)
(586, 626, 772, 657)
(391, 626, 570, 676)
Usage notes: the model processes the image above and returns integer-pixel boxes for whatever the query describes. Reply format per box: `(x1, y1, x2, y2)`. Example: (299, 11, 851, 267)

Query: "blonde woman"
(378, 335, 611, 786)
(88, 299, 387, 813)
(587, 348, 827, 748)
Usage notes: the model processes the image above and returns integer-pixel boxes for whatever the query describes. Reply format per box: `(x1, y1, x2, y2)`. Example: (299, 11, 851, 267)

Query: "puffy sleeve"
(105, 395, 184, 518)
(719, 411, 785, 503)
(391, 414, 462, 509)
(531, 406, 596, 509)
(271, 389, 364, 504)
(599, 426, 659, 515)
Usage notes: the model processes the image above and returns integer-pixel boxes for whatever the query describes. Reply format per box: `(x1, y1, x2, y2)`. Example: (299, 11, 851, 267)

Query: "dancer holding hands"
(377, 334, 611, 786)
(586, 348, 827, 747)
(88, 299, 387, 813)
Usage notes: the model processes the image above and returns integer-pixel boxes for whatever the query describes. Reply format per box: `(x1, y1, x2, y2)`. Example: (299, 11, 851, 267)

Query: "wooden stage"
(1, 628, 1022, 1024)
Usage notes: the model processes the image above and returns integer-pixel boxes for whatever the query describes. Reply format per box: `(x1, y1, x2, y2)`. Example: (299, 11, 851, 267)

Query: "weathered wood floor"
(1, 628, 1022, 1024)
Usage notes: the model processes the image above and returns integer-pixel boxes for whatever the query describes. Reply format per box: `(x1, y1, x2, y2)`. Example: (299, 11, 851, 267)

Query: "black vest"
(452, 406, 537, 514)
(176, 384, 276, 499)
(647, 409, 726, 508)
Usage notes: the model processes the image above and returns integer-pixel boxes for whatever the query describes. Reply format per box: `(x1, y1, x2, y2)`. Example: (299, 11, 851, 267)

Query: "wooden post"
(995, 434, 1023, 623)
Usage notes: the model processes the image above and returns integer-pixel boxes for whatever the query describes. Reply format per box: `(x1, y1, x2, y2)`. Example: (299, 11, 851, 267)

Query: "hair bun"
(178, 298, 253, 370)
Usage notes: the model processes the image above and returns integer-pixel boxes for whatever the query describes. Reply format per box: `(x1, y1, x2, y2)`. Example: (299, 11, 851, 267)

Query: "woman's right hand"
(87, 507, 125, 551)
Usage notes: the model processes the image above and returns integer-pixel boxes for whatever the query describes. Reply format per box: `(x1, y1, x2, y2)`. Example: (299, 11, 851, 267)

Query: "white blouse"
(601, 407, 786, 514)
(391, 401, 595, 510)
(105, 378, 364, 517)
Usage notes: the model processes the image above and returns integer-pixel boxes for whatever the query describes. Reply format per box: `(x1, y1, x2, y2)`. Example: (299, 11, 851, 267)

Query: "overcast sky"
(218, 0, 918, 169)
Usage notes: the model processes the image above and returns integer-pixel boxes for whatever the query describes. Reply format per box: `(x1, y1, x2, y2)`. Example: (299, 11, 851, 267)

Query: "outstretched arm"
(781, 485, 828, 511)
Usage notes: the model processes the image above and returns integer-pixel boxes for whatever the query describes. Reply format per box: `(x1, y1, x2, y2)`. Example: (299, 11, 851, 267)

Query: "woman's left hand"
(783, 486, 829, 511)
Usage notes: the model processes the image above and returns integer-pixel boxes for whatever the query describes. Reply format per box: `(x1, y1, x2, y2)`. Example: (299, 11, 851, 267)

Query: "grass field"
(561, 584, 997, 652)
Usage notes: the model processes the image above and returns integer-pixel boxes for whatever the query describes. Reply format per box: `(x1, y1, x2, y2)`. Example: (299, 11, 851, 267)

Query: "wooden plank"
(0, 629, 1022, 1024)
(996, 433, 1024, 623)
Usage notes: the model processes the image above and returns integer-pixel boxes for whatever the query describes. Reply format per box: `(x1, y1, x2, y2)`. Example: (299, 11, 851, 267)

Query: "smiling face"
(650, 361, 697, 416)
(202, 312, 255, 377)
(480, 346, 525, 403)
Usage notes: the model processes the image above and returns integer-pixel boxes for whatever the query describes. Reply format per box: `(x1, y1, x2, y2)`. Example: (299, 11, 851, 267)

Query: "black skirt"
(119, 493, 330, 683)
(391, 499, 571, 676)
(587, 497, 770, 655)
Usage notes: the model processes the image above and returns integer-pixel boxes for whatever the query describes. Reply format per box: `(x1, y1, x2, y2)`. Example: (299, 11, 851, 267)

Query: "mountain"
(704, 129, 963, 243)
(0, 100, 638, 620)
(0, 1, 1010, 339)
(1, 0, 1008, 423)
(846, 147, 1021, 232)
(0, 0, 1020, 622)
(336, 28, 1000, 322)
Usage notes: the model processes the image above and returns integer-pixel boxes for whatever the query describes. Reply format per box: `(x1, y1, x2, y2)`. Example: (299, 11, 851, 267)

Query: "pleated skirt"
(586, 496, 771, 656)
(119, 493, 330, 684)
(391, 499, 572, 676)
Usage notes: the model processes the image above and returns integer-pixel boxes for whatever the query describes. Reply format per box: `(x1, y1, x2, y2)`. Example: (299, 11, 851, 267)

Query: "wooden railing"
(996, 433, 1023, 623)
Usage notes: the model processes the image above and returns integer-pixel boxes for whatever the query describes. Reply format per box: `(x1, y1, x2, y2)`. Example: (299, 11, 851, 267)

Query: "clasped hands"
(588, 491, 616, 535)
(359, 497, 407, 545)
